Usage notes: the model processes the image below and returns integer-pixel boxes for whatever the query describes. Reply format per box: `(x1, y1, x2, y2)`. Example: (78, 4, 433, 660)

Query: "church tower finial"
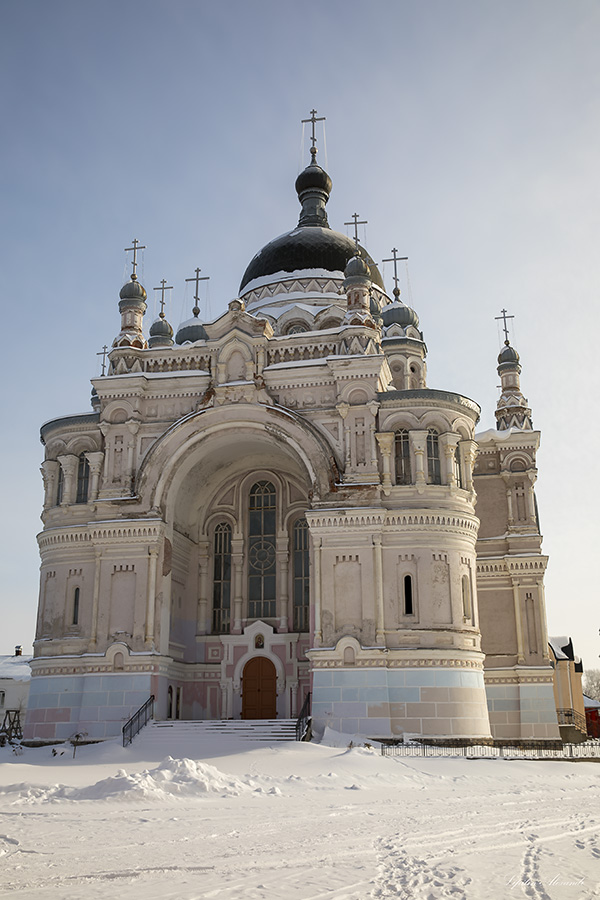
(295, 110, 331, 227)
(494, 312, 533, 430)
(114, 239, 148, 350)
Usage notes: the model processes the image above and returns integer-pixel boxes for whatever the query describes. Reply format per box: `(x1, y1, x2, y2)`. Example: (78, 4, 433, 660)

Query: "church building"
(25, 116, 560, 744)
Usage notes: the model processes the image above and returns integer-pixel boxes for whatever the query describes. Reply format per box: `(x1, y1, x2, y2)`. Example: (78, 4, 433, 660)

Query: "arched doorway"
(242, 657, 277, 719)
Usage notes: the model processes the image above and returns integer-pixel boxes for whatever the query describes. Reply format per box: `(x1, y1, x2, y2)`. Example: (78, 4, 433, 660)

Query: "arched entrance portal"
(242, 657, 277, 719)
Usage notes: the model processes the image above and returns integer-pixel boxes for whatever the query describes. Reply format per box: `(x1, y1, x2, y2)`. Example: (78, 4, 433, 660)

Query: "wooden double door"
(242, 656, 277, 719)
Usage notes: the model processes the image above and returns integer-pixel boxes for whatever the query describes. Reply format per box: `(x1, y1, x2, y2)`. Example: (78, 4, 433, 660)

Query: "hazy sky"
(1, 1, 598, 672)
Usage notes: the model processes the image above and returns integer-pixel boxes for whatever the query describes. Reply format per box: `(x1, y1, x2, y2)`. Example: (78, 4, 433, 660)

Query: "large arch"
(136, 403, 338, 523)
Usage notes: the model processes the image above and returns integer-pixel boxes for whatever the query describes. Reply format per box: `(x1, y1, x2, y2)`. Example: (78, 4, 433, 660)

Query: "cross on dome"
(124, 238, 146, 280)
(495, 308, 515, 343)
(345, 213, 368, 250)
(382, 248, 408, 297)
(96, 344, 109, 376)
(301, 108, 326, 163)
(153, 279, 173, 318)
(185, 267, 210, 317)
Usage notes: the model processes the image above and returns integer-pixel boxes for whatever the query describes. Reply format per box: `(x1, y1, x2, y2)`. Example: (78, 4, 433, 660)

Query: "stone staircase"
(133, 718, 298, 749)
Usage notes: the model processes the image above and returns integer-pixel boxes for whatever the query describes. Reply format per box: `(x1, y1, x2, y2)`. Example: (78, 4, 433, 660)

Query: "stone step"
(135, 719, 298, 744)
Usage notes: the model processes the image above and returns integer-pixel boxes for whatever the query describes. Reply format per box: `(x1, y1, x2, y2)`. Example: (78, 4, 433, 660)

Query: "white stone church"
(25, 131, 560, 743)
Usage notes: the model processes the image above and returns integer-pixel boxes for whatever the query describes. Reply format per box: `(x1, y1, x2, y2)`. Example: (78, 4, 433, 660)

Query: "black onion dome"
(382, 301, 420, 329)
(119, 277, 147, 302)
(240, 228, 384, 292)
(498, 341, 519, 365)
(295, 163, 332, 197)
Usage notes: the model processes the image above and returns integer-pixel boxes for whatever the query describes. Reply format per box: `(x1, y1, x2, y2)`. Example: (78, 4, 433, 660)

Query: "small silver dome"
(175, 312, 208, 344)
(344, 255, 371, 279)
(498, 341, 519, 365)
(119, 276, 147, 302)
(382, 300, 420, 329)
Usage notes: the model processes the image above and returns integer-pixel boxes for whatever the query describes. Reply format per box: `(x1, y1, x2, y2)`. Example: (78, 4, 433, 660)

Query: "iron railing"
(381, 740, 600, 760)
(122, 695, 154, 747)
(556, 708, 588, 733)
(296, 691, 311, 741)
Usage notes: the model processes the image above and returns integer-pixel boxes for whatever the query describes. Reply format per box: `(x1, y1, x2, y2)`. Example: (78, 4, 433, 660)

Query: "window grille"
(248, 482, 277, 619)
(426, 429, 441, 484)
(212, 523, 231, 633)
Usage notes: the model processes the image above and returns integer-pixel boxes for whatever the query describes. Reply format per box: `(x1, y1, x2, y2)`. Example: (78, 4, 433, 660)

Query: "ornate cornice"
(307, 509, 478, 535)
(37, 519, 165, 551)
(477, 556, 548, 576)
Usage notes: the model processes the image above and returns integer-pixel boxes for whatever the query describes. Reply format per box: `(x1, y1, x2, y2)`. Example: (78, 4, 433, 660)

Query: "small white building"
(0, 650, 32, 716)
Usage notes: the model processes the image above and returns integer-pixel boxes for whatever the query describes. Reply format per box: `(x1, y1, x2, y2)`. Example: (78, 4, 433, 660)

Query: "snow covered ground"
(0, 731, 598, 900)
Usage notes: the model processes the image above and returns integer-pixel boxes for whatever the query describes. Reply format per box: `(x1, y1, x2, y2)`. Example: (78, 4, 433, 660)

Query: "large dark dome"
(240, 154, 385, 294)
(239, 227, 384, 292)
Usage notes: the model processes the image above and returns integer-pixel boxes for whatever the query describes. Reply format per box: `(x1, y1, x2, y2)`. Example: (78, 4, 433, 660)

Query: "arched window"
(394, 429, 411, 485)
(453, 446, 464, 489)
(248, 481, 276, 619)
(212, 523, 231, 633)
(403, 574, 414, 615)
(56, 465, 64, 505)
(462, 574, 472, 620)
(293, 518, 310, 632)
(72, 587, 80, 625)
(426, 429, 441, 484)
(76, 453, 90, 504)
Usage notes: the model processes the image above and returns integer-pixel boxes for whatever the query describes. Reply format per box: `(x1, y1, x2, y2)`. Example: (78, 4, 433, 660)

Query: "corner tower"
(473, 317, 559, 740)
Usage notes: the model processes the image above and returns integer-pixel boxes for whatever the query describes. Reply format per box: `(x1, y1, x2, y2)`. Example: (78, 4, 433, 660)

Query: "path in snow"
(0, 741, 598, 900)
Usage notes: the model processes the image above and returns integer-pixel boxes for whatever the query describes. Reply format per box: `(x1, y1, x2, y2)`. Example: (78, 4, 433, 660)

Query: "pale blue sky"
(1, 0, 598, 670)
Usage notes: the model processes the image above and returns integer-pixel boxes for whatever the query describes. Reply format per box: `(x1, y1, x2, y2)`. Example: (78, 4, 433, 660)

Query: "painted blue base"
(311, 666, 490, 739)
(24, 673, 153, 741)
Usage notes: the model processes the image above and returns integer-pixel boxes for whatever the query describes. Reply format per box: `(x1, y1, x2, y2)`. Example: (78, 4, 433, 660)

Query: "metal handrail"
(556, 708, 587, 733)
(122, 695, 155, 747)
(296, 691, 311, 741)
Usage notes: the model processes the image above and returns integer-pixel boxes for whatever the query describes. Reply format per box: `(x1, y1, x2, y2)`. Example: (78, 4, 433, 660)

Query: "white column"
(410, 430, 427, 492)
(313, 536, 322, 646)
(57, 454, 78, 505)
(375, 432, 394, 494)
(145, 546, 159, 646)
(40, 460, 59, 508)
(86, 451, 104, 502)
(511, 577, 525, 664)
(197, 540, 210, 635)
(277, 534, 289, 632)
(232, 535, 244, 633)
(336, 402, 351, 470)
(373, 534, 385, 644)
(367, 400, 380, 468)
(89, 548, 102, 648)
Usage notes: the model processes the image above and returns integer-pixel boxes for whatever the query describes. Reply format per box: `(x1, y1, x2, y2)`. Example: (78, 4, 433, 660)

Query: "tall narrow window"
(248, 481, 276, 619)
(56, 465, 64, 505)
(426, 429, 441, 484)
(394, 429, 412, 485)
(453, 446, 464, 489)
(293, 518, 310, 632)
(212, 523, 231, 633)
(72, 587, 80, 625)
(462, 574, 472, 620)
(403, 574, 414, 615)
(76, 453, 90, 504)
